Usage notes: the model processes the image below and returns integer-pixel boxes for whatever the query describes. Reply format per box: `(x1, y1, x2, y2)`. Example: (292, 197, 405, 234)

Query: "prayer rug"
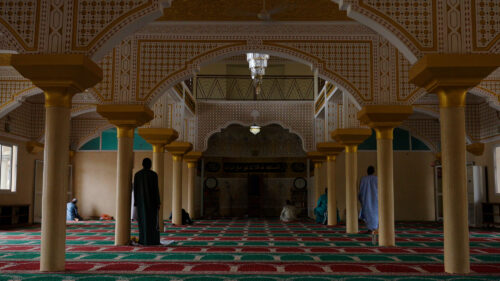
(0, 219, 499, 280)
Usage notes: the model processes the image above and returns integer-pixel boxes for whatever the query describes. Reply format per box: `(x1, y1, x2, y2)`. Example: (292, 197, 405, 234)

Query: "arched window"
(78, 128, 152, 151)
(358, 128, 431, 151)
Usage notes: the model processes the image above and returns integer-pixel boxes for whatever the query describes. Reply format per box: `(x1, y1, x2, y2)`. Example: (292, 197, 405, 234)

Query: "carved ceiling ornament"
(334, 0, 500, 63)
(0, 0, 165, 59)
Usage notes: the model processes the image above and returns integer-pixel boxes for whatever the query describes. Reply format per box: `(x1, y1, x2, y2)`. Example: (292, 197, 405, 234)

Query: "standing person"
(134, 158, 161, 245)
(358, 166, 378, 234)
(66, 198, 83, 221)
(314, 189, 327, 224)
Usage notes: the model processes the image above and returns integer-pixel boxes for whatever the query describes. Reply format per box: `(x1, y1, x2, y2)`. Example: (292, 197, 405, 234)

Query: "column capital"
(331, 128, 372, 148)
(317, 142, 344, 160)
(184, 151, 202, 164)
(137, 128, 179, 150)
(466, 143, 485, 156)
(96, 105, 154, 128)
(26, 141, 44, 154)
(307, 151, 326, 163)
(409, 54, 500, 93)
(166, 141, 193, 160)
(357, 105, 413, 133)
(11, 54, 102, 108)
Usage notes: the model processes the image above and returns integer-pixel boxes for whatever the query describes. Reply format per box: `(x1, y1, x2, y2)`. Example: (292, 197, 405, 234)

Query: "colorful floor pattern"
(0, 219, 499, 280)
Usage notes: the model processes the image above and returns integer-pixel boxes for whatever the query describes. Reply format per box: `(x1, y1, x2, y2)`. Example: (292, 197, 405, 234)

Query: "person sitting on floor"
(169, 209, 193, 225)
(280, 200, 298, 222)
(314, 188, 328, 224)
(66, 198, 83, 221)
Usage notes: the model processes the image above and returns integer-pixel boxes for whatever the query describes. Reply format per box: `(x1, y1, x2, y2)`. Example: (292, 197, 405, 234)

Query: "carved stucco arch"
(411, 106, 475, 145)
(145, 44, 366, 107)
(202, 121, 308, 154)
(0, 87, 43, 118)
(469, 87, 500, 111)
(333, 0, 420, 64)
(0, 1, 169, 61)
(88, 1, 171, 61)
(398, 124, 438, 152)
(75, 123, 114, 151)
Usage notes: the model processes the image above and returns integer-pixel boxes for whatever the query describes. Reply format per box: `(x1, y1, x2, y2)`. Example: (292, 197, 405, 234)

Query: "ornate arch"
(202, 122, 308, 155)
(74, 123, 114, 151)
(0, 0, 169, 59)
(469, 87, 500, 111)
(145, 45, 366, 107)
(333, 0, 421, 63)
(0, 86, 43, 118)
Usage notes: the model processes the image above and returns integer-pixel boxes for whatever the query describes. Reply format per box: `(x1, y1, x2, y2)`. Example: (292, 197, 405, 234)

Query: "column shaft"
(153, 145, 165, 231)
(439, 90, 469, 274)
(326, 156, 336, 226)
(345, 145, 358, 234)
(187, 162, 196, 218)
(115, 128, 134, 246)
(40, 104, 71, 271)
(172, 155, 183, 225)
(314, 163, 322, 203)
(376, 128, 395, 246)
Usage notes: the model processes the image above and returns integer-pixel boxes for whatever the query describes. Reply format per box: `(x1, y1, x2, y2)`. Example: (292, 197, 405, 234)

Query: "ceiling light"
(250, 124, 261, 135)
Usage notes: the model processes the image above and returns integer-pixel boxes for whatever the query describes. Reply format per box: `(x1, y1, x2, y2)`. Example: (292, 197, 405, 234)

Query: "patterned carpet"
(0, 219, 499, 280)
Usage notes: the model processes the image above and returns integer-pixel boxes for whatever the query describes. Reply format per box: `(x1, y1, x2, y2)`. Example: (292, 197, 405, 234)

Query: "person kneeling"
(67, 198, 83, 222)
(280, 200, 298, 222)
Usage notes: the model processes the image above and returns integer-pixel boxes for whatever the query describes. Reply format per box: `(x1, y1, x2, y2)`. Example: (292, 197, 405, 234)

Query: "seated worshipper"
(134, 158, 161, 245)
(358, 166, 378, 234)
(66, 198, 83, 221)
(314, 189, 327, 224)
(169, 209, 193, 225)
(280, 200, 298, 222)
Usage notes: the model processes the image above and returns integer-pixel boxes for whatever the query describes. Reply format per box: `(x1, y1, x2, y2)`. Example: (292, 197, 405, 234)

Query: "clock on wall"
(293, 177, 307, 190)
(204, 177, 218, 190)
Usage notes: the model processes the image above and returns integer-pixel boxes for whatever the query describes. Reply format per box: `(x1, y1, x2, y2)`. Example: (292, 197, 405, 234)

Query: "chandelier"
(246, 53, 270, 95)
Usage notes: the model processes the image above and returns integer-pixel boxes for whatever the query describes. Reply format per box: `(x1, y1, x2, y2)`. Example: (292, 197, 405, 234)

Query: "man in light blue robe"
(66, 198, 83, 221)
(314, 189, 327, 224)
(358, 166, 378, 233)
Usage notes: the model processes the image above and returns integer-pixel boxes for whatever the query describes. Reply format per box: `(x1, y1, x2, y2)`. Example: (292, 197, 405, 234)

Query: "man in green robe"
(314, 188, 327, 224)
(133, 158, 161, 245)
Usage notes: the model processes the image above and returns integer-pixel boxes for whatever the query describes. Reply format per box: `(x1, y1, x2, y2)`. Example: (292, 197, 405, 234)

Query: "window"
(358, 128, 431, 151)
(495, 145, 500, 194)
(0, 143, 17, 192)
(78, 128, 152, 151)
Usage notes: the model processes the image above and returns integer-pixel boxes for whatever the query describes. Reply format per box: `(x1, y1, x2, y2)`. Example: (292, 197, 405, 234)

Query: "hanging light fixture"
(246, 53, 270, 95)
(249, 124, 261, 135)
(249, 110, 261, 135)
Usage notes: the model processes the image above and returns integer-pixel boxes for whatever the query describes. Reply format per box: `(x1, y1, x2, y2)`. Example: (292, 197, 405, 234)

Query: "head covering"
(367, 166, 375, 175)
(142, 158, 152, 170)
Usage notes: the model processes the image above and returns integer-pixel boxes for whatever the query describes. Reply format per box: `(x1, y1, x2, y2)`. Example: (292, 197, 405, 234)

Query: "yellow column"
(138, 128, 179, 231)
(375, 127, 394, 245)
(409, 54, 500, 273)
(358, 105, 413, 246)
(97, 105, 154, 245)
(317, 143, 344, 226)
(332, 128, 372, 234)
(307, 152, 326, 204)
(185, 151, 202, 219)
(165, 142, 193, 225)
(116, 126, 134, 245)
(11, 54, 102, 272)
